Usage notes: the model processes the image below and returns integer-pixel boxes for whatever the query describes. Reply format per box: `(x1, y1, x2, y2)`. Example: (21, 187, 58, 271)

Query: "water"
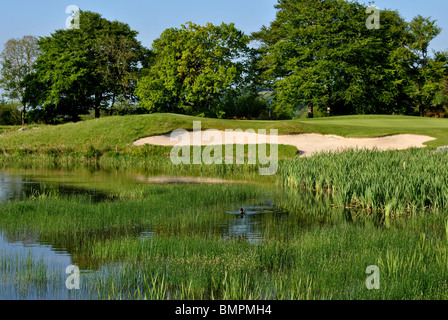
(0, 168, 291, 245)
(0, 168, 252, 203)
(0, 172, 109, 203)
(0, 230, 74, 300)
(223, 204, 289, 243)
(0, 167, 293, 299)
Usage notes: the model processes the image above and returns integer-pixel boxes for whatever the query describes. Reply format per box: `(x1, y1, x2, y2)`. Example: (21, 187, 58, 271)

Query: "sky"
(0, 0, 447, 53)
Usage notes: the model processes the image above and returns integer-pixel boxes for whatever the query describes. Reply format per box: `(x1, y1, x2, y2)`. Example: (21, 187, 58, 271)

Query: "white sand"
(133, 131, 436, 157)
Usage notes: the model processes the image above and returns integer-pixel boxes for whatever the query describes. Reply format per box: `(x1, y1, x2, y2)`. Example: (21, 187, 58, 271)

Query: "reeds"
(280, 148, 448, 218)
(2, 148, 448, 299)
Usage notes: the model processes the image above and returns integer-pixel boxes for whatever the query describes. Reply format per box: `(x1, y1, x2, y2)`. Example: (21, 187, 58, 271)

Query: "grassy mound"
(1, 114, 447, 150)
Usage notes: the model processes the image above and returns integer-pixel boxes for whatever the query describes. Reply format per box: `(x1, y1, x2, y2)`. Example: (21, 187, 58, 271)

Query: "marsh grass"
(0, 144, 297, 175)
(2, 146, 448, 299)
(33, 224, 448, 300)
(281, 148, 448, 218)
(1, 178, 448, 299)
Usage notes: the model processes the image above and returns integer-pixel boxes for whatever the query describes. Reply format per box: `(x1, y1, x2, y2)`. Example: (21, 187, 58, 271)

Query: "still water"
(0, 167, 293, 299)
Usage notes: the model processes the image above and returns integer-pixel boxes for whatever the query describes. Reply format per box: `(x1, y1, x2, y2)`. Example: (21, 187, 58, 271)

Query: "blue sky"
(0, 0, 447, 53)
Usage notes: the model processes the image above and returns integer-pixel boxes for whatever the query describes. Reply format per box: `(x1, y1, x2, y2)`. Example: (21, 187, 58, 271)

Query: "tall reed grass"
(281, 148, 448, 218)
(2, 148, 448, 300)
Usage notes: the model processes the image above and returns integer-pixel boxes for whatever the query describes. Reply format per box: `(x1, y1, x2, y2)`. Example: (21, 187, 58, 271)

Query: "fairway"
(303, 115, 448, 128)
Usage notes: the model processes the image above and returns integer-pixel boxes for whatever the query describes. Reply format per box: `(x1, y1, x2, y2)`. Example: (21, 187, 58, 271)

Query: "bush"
(0, 101, 21, 125)
(220, 91, 268, 119)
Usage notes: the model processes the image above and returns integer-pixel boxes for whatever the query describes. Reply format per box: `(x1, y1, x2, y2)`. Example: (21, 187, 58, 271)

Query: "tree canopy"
(23, 10, 148, 122)
(135, 22, 251, 117)
(0, 2, 446, 123)
(252, 0, 447, 117)
(0, 35, 39, 125)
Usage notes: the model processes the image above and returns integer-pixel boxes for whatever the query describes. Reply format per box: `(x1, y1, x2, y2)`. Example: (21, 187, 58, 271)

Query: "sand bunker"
(133, 131, 435, 157)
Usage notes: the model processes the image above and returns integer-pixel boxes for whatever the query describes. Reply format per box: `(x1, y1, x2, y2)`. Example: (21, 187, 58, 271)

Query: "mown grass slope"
(1, 114, 448, 150)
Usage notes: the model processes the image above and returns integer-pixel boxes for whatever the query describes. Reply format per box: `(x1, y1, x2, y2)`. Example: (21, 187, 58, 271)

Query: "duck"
(240, 208, 246, 216)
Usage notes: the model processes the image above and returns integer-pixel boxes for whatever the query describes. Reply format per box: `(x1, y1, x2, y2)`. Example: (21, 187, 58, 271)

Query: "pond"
(0, 170, 110, 203)
(0, 167, 305, 299)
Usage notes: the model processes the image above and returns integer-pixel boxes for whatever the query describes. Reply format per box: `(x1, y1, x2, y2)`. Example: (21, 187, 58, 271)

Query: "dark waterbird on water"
(240, 208, 246, 217)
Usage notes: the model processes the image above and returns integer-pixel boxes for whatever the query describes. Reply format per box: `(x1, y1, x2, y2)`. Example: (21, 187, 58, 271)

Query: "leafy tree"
(136, 22, 251, 117)
(407, 15, 445, 115)
(0, 36, 39, 125)
(24, 11, 148, 122)
(94, 33, 148, 110)
(219, 90, 268, 119)
(430, 77, 448, 116)
(252, 0, 426, 117)
(430, 52, 448, 116)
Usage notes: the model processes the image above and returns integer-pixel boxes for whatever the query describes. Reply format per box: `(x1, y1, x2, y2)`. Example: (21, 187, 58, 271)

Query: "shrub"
(0, 101, 21, 125)
(84, 146, 103, 160)
(220, 91, 268, 119)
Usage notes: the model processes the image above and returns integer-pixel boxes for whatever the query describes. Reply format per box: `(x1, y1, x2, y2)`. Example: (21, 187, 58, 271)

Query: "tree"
(136, 22, 251, 117)
(408, 15, 445, 116)
(95, 35, 135, 110)
(0, 36, 39, 125)
(252, 0, 418, 117)
(430, 51, 448, 116)
(24, 11, 147, 122)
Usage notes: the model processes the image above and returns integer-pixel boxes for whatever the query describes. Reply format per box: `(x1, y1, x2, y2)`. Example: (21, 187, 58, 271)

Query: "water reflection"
(0, 173, 28, 203)
(0, 167, 313, 299)
(0, 168, 255, 203)
(223, 204, 288, 243)
(0, 171, 110, 203)
(0, 230, 81, 300)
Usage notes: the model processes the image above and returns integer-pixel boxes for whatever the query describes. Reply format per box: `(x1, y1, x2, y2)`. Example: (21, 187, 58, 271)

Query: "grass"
(0, 184, 271, 235)
(281, 148, 448, 219)
(0, 125, 21, 130)
(298, 115, 448, 147)
(2, 114, 448, 300)
(1, 114, 448, 152)
(0, 144, 298, 176)
(1, 175, 448, 299)
(1, 113, 447, 170)
(86, 224, 448, 300)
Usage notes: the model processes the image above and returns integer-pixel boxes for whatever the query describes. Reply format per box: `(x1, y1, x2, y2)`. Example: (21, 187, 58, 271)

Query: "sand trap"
(133, 131, 435, 157)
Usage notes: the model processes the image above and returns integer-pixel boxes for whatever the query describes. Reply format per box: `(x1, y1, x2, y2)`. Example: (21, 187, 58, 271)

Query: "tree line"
(1, 0, 448, 125)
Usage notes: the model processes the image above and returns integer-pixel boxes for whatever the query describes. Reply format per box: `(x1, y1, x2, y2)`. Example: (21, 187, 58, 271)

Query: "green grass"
(0, 125, 22, 134)
(86, 224, 448, 300)
(1, 114, 448, 151)
(0, 144, 298, 175)
(299, 115, 448, 147)
(1, 182, 448, 299)
(2, 114, 448, 300)
(281, 148, 448, 220)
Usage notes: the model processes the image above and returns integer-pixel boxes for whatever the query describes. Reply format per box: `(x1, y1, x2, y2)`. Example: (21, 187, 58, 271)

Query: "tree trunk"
(95, 106, 100, 118)
(307, 103, 314, 118)
(94, 94, 102, 118)
(22, 104, 25, 126)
